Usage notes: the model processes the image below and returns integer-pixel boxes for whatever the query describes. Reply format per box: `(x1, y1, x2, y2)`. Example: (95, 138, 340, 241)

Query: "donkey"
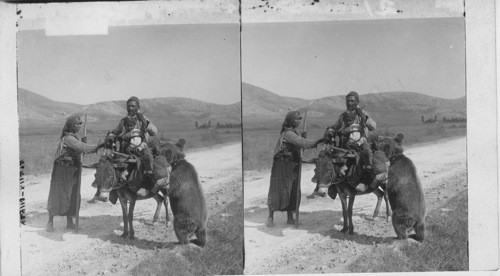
(377, 133, 426, 242)
(310, 148, 391, 235)
(94, 151, 171, 240)
(96, 138, 207, 246)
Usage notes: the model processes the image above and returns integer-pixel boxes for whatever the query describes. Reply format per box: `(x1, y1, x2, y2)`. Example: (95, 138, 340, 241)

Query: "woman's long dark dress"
(267, 130, 318, 212)
(47, 135, 98, 216)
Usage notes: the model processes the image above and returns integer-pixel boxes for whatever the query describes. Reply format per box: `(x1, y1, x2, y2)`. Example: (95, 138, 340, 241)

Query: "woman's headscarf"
(55, 115, 81, 157)
(280, 110, 301, 134)
(60, 115, 81, 139)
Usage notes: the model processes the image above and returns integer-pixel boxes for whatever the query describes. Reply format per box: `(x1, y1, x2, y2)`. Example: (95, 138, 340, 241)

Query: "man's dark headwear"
(346, 91, 359, 102)
(127, 96, 140, 106)
(281, 110, 302, 134)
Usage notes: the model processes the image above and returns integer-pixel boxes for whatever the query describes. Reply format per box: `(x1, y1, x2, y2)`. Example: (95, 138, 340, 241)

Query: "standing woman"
(267, 111, 324, 227)
(46, 115, 103, 232)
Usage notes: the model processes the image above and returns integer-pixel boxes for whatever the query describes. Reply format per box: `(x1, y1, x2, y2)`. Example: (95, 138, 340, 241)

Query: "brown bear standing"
(164, 139, 208, 247)
(381, 134, 426, 242)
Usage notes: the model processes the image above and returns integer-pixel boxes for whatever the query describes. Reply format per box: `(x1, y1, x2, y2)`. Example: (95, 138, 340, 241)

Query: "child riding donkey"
(334, 110, 388, 192)
(118, 116, 171, 196)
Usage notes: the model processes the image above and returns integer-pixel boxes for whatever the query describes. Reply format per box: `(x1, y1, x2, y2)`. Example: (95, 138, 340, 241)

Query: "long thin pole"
(295, 109, 307, 229)
(75, 114, 87, 233)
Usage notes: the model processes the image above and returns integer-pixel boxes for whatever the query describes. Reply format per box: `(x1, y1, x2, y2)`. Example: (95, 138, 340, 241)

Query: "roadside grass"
(20, 128, 241, 175)
(19, 133, 105, 176)
(372, 122, 466, 145)
(131, 197, 244, 275)
(348, 190, 468, 272)
(243, 122, 466, 171)
(156, 128, 241, 149)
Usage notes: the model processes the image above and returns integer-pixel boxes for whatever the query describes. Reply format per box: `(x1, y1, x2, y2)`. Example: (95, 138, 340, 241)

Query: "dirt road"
(21, 143, 242, 276)
(244, 137, 467, 274)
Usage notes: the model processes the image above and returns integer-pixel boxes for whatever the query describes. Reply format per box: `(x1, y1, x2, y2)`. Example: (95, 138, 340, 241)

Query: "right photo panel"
(242, 2, 467, 274)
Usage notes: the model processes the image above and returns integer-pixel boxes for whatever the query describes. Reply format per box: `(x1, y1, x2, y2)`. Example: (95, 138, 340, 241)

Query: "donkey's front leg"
(127, 198, 136, 240)
(120, 197, 129, 238)
(347, 193, 356, 235)
(339, 192, 349, 233)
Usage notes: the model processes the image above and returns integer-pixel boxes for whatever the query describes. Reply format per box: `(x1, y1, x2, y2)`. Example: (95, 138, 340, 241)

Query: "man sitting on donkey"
(88, 96, 168, 202)
(309, 91, 385, 197)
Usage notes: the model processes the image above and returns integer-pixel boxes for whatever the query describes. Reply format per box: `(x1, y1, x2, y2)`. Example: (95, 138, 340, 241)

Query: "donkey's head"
(311, 149, 342, 197)
(94, 155, 122, 194)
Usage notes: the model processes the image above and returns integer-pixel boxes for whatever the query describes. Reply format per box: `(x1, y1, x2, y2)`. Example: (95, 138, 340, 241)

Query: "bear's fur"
(378, 133, 426, 242)
(163, 139, 208, 247)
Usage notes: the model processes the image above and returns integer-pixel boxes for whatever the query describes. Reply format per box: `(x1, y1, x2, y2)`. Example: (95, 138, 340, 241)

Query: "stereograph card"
(0, 0, 497, 275)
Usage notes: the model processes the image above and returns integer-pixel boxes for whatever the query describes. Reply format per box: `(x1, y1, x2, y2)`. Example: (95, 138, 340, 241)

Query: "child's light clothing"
(121, 129, 154, 177)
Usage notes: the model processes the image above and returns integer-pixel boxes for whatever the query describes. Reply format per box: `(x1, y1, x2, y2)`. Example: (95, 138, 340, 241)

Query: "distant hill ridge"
(18, 88, 241, 131)
(18, 84, 466, 131)
(242, 82, 466, 126)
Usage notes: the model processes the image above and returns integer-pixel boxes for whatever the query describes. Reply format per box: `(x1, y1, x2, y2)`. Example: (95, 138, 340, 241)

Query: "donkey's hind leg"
(372, 189, 384, 219)
(152, 194, 164, 224)
(162, 189, 170, 227)
(384, 189, 392, 221)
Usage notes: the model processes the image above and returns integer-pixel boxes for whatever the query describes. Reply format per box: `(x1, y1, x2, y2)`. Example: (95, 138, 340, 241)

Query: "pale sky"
(18, 23, 241, 105)
(18, 16, 465, 105)
(242, 17, 465, 99)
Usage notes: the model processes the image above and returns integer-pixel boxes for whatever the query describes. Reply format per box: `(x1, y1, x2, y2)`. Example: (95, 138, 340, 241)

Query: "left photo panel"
(16, 2, 243, 275)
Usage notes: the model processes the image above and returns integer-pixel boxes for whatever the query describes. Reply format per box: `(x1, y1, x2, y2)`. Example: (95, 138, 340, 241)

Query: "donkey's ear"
(394, 133, 405, 145)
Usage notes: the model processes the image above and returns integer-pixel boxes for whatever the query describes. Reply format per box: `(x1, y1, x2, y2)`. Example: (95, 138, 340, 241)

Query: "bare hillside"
(242, 83, 466, 127)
